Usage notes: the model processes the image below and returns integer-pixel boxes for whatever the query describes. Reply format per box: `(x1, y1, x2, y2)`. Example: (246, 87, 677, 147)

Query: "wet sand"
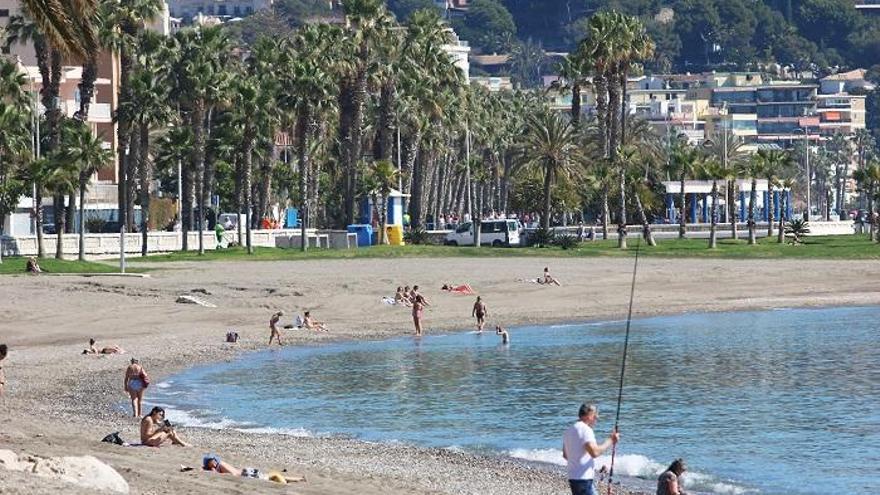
(2, 256, 879, 494)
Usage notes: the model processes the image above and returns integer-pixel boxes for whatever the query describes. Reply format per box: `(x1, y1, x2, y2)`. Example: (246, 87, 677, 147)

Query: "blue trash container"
(347, 224, 374, 247)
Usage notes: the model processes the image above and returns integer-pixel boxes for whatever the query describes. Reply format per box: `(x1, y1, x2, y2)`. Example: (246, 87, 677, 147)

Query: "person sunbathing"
(302, 311, 328, 332)
(203, 455, 239, 474)
(140, 407, 188, 447)
(83, 338, 125, 355)
(441, 283, 476, 295)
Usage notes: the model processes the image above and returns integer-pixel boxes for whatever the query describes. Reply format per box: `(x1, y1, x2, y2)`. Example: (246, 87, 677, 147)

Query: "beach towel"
(382, 296, 397, 305)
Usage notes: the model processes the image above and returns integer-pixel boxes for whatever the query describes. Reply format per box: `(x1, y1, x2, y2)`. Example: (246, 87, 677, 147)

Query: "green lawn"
(126, 235, 880, 262)
(0, 257, 127, 275)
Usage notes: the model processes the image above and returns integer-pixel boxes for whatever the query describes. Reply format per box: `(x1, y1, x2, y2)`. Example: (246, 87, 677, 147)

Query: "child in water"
(495, 325, 509, 344)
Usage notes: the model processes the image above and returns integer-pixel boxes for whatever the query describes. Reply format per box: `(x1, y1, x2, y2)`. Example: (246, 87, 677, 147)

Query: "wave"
(507, 449, 753, 495)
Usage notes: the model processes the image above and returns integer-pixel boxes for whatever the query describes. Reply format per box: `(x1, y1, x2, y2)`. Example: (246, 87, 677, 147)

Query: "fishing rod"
(607, 237, 641, 495)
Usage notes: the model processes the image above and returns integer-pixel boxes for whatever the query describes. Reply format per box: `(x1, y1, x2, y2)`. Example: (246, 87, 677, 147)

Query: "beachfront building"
(167, 0, 272, 21)
(470, 76, 513, 92)
(443, 29, 471, 81)
(661, 180, 792, 225)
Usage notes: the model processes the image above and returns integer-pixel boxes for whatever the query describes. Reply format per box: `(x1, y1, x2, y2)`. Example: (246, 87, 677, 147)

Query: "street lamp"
(794, 128, 810, 221)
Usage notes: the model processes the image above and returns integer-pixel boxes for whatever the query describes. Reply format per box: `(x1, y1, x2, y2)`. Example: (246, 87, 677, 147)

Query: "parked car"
(444, 219, 521, 247)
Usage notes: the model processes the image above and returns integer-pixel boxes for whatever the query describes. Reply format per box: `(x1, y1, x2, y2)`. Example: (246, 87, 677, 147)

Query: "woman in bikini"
(269, 311, 284, 346)
(140, 406, 187, 447)
(83, 338, 124, 355)
(472, 296, 488, 332)
(412, 294, 430, 336)
(302, 311, 328, 332)
(124, 358, 148, 417)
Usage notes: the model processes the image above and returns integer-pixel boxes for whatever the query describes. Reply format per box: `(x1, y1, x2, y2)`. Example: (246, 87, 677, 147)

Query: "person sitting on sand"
(124, 358, 148, 417)
(442, 283, 476, 295)
(394, 287, 412, 306)
(269, 311, 284, 346)
(302, 311, 328, 332)
(540, 267, 561, 286)
(0, 344, 7, 396)
(26, 257, 41, 274)
(83, 338, 124, 355)
(140, 406, 188, 447)
(495, 325, 510, 344)
(657, 458, 688, 495)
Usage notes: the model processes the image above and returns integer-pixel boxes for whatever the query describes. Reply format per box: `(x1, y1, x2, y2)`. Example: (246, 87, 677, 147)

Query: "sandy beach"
(2, 255, 880, 494)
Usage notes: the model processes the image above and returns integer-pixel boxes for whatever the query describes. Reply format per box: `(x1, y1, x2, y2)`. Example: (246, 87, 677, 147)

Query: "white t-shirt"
(563, 420, 597, 480)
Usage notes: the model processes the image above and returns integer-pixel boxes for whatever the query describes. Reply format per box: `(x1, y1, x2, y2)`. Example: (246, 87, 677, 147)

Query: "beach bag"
(226, 331, 239, 343)
(101, 432, 125, 445)
(139, 369, 151, 388)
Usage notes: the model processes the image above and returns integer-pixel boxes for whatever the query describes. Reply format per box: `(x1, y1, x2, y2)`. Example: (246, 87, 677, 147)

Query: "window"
(217, 5, 227, 15)
(0, 9, 10, 17)
(233, 6, 241, 15)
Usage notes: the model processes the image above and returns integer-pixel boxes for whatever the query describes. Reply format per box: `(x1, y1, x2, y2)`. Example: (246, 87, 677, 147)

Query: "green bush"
(404, 227, 430, 245)
(529, 227, 555, 247)
(85, 217, 106, 233)
(553, 233, 581, 250)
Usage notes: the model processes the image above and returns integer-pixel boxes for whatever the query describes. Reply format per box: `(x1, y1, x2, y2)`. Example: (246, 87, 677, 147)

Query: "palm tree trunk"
(139, 123, 150, 257)
(182, 158, 192, 251)
(634, 191, 656, 246)
(375, 82, 394, 161)
(126, 134, 138, 232)
(344, 63, 369, 226)
(748, 177, 757, 245)
(297, 110, 310, 252)
(840, 162, 850, 220)
(728, 179, 738, 240)
(192, 101, 206, 255)
(541, 167, 553, 231)
(76, 56, 98, 122)
(66, 193, 76, 234)
(601, 190, 609, 239)
(571, 83, 581, 128)
(777, 191, 786, 243)
(78, 180, 86, 261)
(117, 48, 133, 234)
(617, 166, 627, 249)
(594, 74, 609, 157)
(709, 180, 718, 249)
(54, 195, 65, 259)
(244, 146, 254, 254)
(35, 185, 45, 258)
(679, 174, 687, 238)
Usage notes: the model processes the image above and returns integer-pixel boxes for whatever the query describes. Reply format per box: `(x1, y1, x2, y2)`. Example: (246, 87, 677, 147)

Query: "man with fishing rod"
(562, 403, 620, 495)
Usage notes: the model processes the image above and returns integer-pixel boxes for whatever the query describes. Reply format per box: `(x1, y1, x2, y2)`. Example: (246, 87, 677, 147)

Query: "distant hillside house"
(434, 0, 468, 19)
(167, 0, 272, 21)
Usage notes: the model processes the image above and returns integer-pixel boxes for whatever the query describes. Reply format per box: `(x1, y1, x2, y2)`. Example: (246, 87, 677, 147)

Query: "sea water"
(152, 306, 880, 495)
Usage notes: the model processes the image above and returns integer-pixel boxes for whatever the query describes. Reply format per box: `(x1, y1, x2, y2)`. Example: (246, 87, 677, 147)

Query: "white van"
(444, 219, 521, 247)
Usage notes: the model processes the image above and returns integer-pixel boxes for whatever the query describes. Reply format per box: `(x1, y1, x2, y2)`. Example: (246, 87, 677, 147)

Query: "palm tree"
(519, 110, 582, 231)
(0, 101, 30, 264)
(668, 141, 701, 239)
(699, 158, 723, 249)
(338, 0, 395, 226)
(619, 146, 656, 246)
(171, 26, 232, 254)
(553, 51, 589, 128)
(704, 130, 745, 240)
(11, 0, 99, 62)
(42, 130, 80, 259)
(777, 177, 796, 244)
(121, 68, 174, 256)
(743, 152, 769, 245)
(60, 121, 112, 260)
(759, 150, 792, 239)
(854, 162, 880, 241)
(366, 160, 399, 244)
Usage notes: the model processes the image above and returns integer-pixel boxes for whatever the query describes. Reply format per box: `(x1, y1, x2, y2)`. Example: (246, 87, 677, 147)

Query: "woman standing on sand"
(412, 294, 430, 336)
(124, 358, 148, 417)
(0, 344, 7, 396)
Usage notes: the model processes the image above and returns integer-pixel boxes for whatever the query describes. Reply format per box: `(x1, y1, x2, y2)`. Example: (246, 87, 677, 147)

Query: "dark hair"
(148, 406, 165, 417)
(0, 344, 7, 359)
(304, 311, 310, 316)
(413, 285, 419, 290)
(578, 403, 597, 418)
(667, 458, 687, 475)
(89, 338, 96, 345)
